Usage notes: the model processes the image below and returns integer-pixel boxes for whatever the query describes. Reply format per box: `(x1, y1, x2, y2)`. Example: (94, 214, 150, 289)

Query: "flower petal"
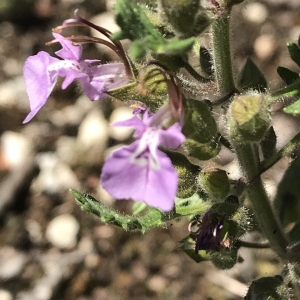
(23, 51, 59, 123)
(159, 122, 186, 149)
(53, 33, 82, 61)
(100, 143, 177, 211)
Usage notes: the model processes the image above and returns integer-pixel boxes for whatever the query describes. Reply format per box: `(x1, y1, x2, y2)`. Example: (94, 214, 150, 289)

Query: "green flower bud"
(199, 168, 230, 202)
(232, 206, 255, 237)
(229, 93, 271, 142)
(184, 138, 221, 161)
(107, 69, 167, 111)
(183, 99, 218, 143)
(210, 247, 238, 270)
(166, 150, 201, 198)
(159, 0, 201, 38)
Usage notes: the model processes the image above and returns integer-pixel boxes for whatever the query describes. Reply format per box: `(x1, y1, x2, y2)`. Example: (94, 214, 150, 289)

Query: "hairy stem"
(238, 240, 270, 249)
(182, 60, 211, 83)
(260, 131, 300, 175)
(233, 143, 288, 260)
(211, 10, 235, 95)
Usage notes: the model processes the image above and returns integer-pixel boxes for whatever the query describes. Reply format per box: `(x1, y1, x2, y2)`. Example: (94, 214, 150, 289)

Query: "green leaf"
(260, 126, 277, 159)
(283, 98, 300, 114)
(287, 42, 300, 68)
(244, 276, 283, 300)
(180, 236, 211, 263)
(132, 202, 148, 215)
(112, 0, 195, 59)
(184, 138, 221, 161)
(277, 66, 299, 85)
(183, 99, 218, 143)
(71, 189, 179, 233)
(274, 154, 300, 226)
(175, 192, 211, 216)
(238, 58, 267, 91)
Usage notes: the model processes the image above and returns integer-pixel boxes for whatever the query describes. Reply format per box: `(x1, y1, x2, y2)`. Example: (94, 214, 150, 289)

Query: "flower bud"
(166, 150, 201, 198)
(183, 99, 218, 143)
(159, 0, 209, 38)
(199, 168, 230, 202)
(229, 94, 270, 142)
(210, 247, 238, 270)
(184, 138, 221, 161)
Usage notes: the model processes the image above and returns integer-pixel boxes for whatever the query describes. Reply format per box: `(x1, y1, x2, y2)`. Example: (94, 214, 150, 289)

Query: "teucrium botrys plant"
(22, 0, 300, 298)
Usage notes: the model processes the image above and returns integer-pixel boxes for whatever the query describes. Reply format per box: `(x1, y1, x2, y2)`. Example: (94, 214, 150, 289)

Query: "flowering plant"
(23, 0, 300, 298)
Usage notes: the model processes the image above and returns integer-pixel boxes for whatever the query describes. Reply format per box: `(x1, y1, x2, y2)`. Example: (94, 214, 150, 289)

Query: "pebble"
(0, 131, 32, 169)
(147, 275, 168, 292)
(33, 153, 80, 194)
(77, 110, 108, 151)
(254, 34, 276, 60)
(0, 290, 13, 300)
(50, 95, 93, 127)
(46, 214, 80, 249)
(109, 106, 134, 141)
(0, 247, 27, 279)
(0, 76, 26, 109)
(242, 3, 268, 24)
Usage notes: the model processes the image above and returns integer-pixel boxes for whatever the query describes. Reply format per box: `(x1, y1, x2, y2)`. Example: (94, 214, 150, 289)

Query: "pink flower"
(101, 106, 185, 211)
(23, 33, 128, 123)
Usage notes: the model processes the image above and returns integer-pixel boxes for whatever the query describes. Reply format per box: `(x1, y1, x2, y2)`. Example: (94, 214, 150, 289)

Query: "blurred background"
(0, 0, 299, 299)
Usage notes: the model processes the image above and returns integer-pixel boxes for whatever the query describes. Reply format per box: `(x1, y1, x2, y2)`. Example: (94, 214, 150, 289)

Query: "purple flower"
(23, 33, 128, 123)
(100, 106, 186, 211)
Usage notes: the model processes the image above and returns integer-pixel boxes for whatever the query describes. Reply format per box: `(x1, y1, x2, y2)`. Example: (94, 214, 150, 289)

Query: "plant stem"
(260, 131, 300, 175)
(182, 60, 211, 83)
(238, 240, 270, 249)
(269, 77, 300, 104)
(211, 10, 235, 95)
(233, 143, 288, 260)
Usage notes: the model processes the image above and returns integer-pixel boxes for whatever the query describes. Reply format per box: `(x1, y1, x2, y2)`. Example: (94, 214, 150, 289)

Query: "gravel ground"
(0, 0, 299, 299)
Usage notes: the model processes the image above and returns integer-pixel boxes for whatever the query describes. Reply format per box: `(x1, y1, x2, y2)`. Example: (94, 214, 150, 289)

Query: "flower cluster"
(23, 14, 186, 212)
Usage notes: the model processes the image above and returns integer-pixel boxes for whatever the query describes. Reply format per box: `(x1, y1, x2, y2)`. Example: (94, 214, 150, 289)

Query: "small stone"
(77, 110, 108, 152)
(0, 76, 26, 108)
(34, 153, 80, 194)
(147, 275, 168, 292)
(0, 247, 27, 279)
(25, 219, 43, 244)
(243, 3, 268, 24)
(0, 290, 13, 300)
(1, 131, 32, 169)
(109, 106, 134, 141)
(94, 225, 114, 239)
(46, 214, 80, 249)
(254, 34, 276, 60)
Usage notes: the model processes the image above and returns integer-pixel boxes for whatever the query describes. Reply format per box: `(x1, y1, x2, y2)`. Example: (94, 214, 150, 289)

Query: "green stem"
(238, 240, 270, 249)
(260, 131, 300, 175)
(182, 60, 211, 83)
(211, 10, 235, 95)
(233, 143, 288, 260)
(269, 77, 300, 104)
